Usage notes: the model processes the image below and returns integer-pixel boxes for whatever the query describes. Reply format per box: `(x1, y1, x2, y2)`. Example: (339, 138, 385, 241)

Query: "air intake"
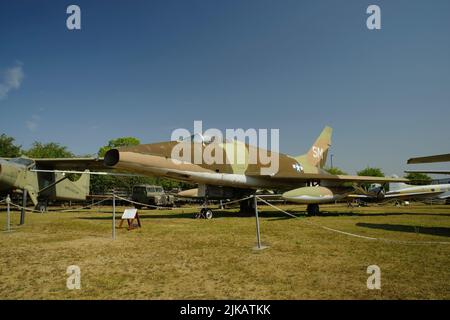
(104, 149, 120, 166)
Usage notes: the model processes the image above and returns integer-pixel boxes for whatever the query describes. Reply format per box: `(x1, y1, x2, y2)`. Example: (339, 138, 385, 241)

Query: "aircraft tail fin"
(53, 170, 90, 200)
(75, 170, 90, 196)
(295, 126, 332, 168)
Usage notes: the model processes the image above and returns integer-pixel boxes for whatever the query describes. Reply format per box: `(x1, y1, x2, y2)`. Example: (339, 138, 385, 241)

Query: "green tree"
(0, 133, 22, 157)
(324, 167, 348, 175)
(324, 167, 352, 187)
(357, 167, 384, 177)
(404, 172, 432, 185)
(98, 137, 140, 157)
(357, 167, 385, 191)
(25, 142, 74, 158)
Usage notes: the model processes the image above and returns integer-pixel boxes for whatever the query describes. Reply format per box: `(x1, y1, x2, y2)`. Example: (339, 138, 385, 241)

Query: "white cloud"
(0, 62, 24, 100)
(26, 114, 40, 132)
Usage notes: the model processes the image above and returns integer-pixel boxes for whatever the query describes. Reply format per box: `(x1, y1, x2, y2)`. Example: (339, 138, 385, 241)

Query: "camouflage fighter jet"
(103, 126, 408, 217)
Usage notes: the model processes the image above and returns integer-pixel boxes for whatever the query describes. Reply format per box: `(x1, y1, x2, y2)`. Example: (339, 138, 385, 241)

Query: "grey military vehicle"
(131, 184, 175, 208)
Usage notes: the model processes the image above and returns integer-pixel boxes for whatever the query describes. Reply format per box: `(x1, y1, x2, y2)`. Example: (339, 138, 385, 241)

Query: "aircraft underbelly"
(120, 163, 279, 189)
(168, 170, 282, 189)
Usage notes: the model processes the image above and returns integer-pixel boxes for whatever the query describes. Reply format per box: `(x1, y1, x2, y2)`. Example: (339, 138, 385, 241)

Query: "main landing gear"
(195, 198, 214, 219)
(194, 207, 213, 219)
(306, 204, 320, 216)
(36, 200, 48, 213)
(239, 198, 255, 215)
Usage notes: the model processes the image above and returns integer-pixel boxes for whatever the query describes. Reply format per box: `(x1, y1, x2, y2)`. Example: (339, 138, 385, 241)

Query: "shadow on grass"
(323, 211, 450, 217)
(356, 222, 450, 237)
(265, 210, 450, 220)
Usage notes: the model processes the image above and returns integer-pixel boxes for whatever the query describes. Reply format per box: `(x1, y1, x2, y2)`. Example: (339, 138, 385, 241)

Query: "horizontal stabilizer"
(407, 153, 450, 164)
(405, 170, 450, 175)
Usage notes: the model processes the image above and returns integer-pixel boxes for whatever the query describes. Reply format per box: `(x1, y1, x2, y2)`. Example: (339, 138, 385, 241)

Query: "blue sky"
(0, 0, 449, 175)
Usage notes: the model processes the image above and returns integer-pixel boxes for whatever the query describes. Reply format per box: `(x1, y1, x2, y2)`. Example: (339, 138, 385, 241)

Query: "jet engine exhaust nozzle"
(104, 149, 120, 167)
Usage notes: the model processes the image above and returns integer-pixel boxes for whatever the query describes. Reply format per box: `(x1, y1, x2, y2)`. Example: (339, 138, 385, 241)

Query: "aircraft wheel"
(36, 202, 47, 213)
(205, 209, 213, 220)
(195, 208, 206, 219)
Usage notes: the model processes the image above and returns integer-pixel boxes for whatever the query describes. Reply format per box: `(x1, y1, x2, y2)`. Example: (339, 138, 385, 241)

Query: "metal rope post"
(20, 189, 27, 225)
(112, 191, 116, 240)
(5, 195, 11, 232)
(253, 195, 267, 250)
(255, 195, 261, 249)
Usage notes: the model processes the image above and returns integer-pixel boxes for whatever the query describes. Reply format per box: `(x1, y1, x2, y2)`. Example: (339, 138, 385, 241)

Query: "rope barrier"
(114, 194, 255, 211)
(218, 195, 255, 207)
(9, 203, 40, 212)
(2, 193, 253, 214)
(114, 195, 203, 211)
(256, 196, 298, 218)
(54, 197, 113, 213)
(256, 196, 450, 245)
(1, 193, 264, 214)
(8, 197, 113, 213)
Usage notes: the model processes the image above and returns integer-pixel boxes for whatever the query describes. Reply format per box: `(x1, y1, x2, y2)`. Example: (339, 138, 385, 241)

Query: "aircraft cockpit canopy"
(9, 158, 35, 168)
(179, 133, 229, 145)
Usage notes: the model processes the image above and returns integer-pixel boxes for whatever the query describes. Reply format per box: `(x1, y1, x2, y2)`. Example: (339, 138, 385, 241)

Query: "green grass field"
(0, 203, 449, 299)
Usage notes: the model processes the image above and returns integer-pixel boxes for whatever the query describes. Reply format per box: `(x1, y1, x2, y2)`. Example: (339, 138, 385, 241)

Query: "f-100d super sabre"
(102, 126, 408, 216)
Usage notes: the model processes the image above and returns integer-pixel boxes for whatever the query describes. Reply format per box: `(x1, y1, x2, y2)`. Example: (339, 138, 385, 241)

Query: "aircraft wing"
(384, 191, 446, 199)
(407, 153, 450, 164)
(252, 172, 409, 183)
(405, 170, 450, 175)
(328, 175, 408, 183)
(348, 191, 446, 200)
(33, 157, 107, 170)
